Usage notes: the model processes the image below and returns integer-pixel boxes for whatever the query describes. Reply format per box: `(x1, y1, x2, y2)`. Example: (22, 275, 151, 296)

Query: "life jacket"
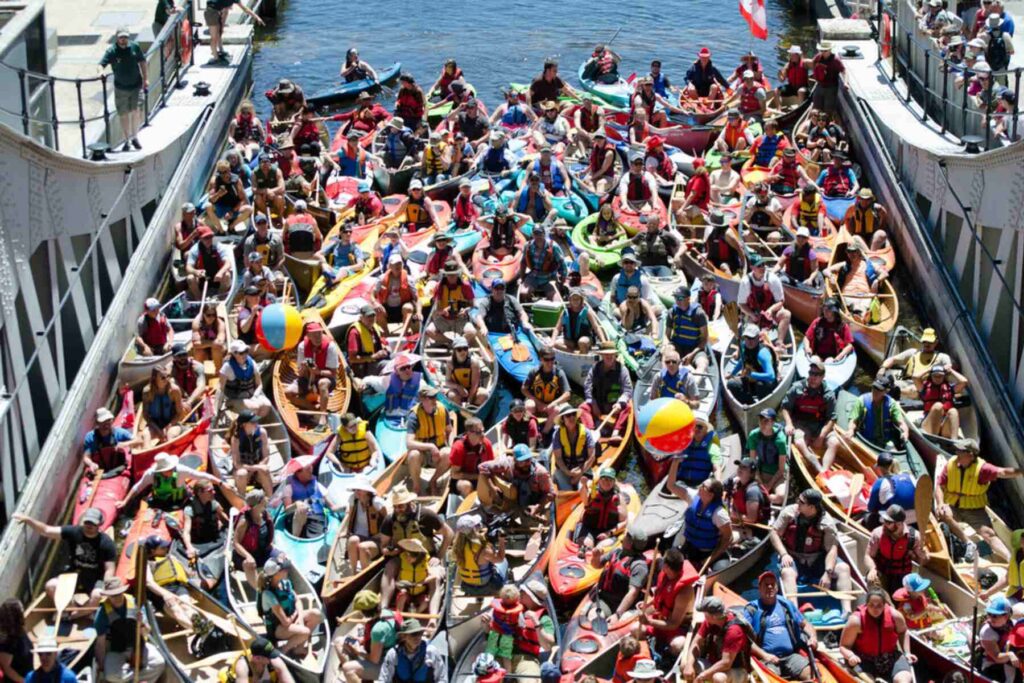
(579, 105, 600, 133)
(797, 194, 822, 232)
(743, 598, 804, 652)
(396, 88, 425, 122)
(600, 548, 646, 598)
(811, 318, 847, 358)
(481, 145, 510, 174)
(221, 654, 280, 683)
(146, 391, 174, 428)
(707, 229, 736, 267)
(102, 595, 138, 652)
(530, 369, 563, 404)
(506, 415, 532, 446)
(525, 240, 558, 275)
(820, 166, 852, 196)
(751, 425, 785, 473)
(152, 470, 187, 504)
(875, 526, 918, 579)
(652, 569, 699, 641)
(237, 424, 265, 466)
(590, 360, 624, 409)
(812, 55, 841, 86)
(651, 72, 670, 97)
(557, 424, 589, 469)
(385, 372, 421, 413)
(501, 103, 530, 126)
(683, 496, 723, 551)
(392, 504, 436, 553)
(1006, 531, 1024, 599)
(214, 173, 242, 207)
(658, 367, 691, 399)
(260, 578, 297, 633)
(782, 516, 826, 556)
(377, 269, 415, 305)
(775, 158, 801, 190)
(904, 351, 940, 380)
(751, 134, 784, 168)
(288, 475, 325, 516)
(745, 274, 774, 314)
(784, 60, 810, 88)
(453, 194, 479, 229)
(790, 383, 829, 424)
(351, 321, 383, 357)
(423, 143, 447, 175)
(239, 506, 274, 555)
(437, 68, 463, 95)
(491, 217, 519, 252)
(594, 51, 615, 75)
(189, 497, 220, 544)
(582, 486, 621, 532)
(738, 84, 762, 114)
(632, 88, 657, 120)
(723, 120, 748, 149)
(337, 420, 372, 471)
(335, 143, 367, 177)
(193, 241, 225, 280)
(730, 478, 771, 523)
(589, 144, 611, 174)
(626, 172, 652, 201)
(853, 603, 899, 658)
(413, 404, 448, 448)
(491, 597, 524, 637)
(284, 213, 318, 253)
(302, 335, 331, 371)
(647, 149, 675, 181)
(455, 436, 490, 476)
(436, 279, 471, 312)
(921, 379, 954, 413)
(868, 473, 917, 515)
(398, 552, 429, 596)
(676, 430, 716, 486)
(347, 495, 383, 538)
(458, 537, 493, 587)
(944, 458, 991, 510)
(532, 159, 565, 193)
(698, 286, 719, 318)
(406, 196, 433, 230)
(394, 640, 435, 683)
(614, 269, 643, 304)
(293, 120, 320, 149)
(685, 173, 710, 209)
(561, 306, 594, 342)
(668, 303, 704, 352)
(786, 241, 814, 280)
(515, 608, 546, 656)
(892, 588, 934, 630)
(450, 355, 473, 390)
(233, 113, 259, 142)
(859, 393, 896, 444)
(517, 187, 548, 222)
(90, 429, 127, 471)
(150, 554, 189, 586)
(847, 204, 880, 236)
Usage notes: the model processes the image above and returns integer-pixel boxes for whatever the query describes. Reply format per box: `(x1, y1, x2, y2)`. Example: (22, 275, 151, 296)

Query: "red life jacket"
(600, 549, 647, 597)
(785, 61, 810, 88)
(745, 275, 774, 313)
(395, 89, 425, 121)
(921, 379, 954, 413)
(579, 105, 599, 132)
(294, 120, 320, 149)
(791, 385, 829, 424)
(782, 519, 825, 555)
(739, 84, 762, 114)
(821, 166, 852, 196)
(353, 194, 380, 218)
(811, 319, 846, 358)
(233, 113, 258, 142)
(490, 598, 524, 636)
(141, 314, 170, 347)
(239, 507, 274, 554)
(731, 479, 770, 523)
(652, 568, 698, 641)
(626, 173, 652, 201)
(582, 487, 620, 532)
(698, 287, 719, 317)
(647, 150, 675, 181)
(91, 429, 127, 471)
(686, 174, 710, 210)
(589, 145, 611, 174)
(194, 244, 223, 274)
(708, 231, 733, 264)
(853, 603, 899, 658)
(777, 158, 801, 187)
(876, 527, 917, 579)
(438, 68, 463, 96)
(514, 608, 546, 656)
(173, 360, 198, 396)
(526, 242, 558, 274)
(454, 194, 479, 229)
(284, 213, 320, 251)
(632, 90, 656, 120)
(303, 336, 330, 370)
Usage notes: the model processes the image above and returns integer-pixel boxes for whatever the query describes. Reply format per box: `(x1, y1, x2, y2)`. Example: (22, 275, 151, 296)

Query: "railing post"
(905, 30, 913, 104)
(961, 69, 969, 135)
(940, 56, 949, 134)
(1014, 69, 1022, 141)
(101, 74, 111, 145)
(158, 37, 168, 113)
(76, 80, 87, 158)
(922, 51, 930, 122)
(984, 72, 994, 149)
(17, 71, 29, 136)
(48, 78, 59, 152)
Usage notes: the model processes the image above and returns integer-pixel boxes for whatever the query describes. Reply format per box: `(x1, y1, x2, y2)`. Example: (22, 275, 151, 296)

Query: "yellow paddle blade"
(496, 335, 514, 351)
(511, 342, 531, 362)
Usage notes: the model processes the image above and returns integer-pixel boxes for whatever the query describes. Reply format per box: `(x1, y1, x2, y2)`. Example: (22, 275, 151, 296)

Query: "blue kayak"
(270, 504, 343, 587)
(823, 195, 855, 223)
(488, 330, 540, 384)
(374, 411, 409, 464)
(307, 62, 402, 108)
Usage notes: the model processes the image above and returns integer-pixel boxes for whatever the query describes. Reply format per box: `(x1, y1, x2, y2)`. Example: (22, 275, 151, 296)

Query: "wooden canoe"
(208, 388, 292, 483)
(23, 580, 97, 674)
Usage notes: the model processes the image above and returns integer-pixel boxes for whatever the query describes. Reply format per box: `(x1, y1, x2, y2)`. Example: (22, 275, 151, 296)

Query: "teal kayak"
(270, 504, 343, 587)
(374, 411, 408, 465)
(577, 61, 633, 109)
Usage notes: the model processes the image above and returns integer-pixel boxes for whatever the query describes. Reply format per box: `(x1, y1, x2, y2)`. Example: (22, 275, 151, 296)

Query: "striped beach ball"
(255, 303, 304, 352)
(635, 397, 696, 457)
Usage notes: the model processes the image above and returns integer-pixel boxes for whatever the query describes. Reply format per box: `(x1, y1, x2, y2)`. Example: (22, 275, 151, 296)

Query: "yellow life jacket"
(398, 552, 429, 596)
(458, 538, 487, 586)
(451, 356, 473, 390)
(904, 351, 938, 381)
(943, 457, 990, 510)
(437, 280, 470, 311)
(219, 654, 279, 683)
(558, 424, 589, 467)
(798, 195, 821, 229)
(337, 420, 372, 471)
(1007, 530, 1024, 598)
(530, 369, 561, 404)
(151, 555, 189, 587)
(414, 404, 448, 448)
(353, 321, 383, 356)
(393, 505, 434, 553)
(424, 143, 447, 175)
(847, 204, 878, 236)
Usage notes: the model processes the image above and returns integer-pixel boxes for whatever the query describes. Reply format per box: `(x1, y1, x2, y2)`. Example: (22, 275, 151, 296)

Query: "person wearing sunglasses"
(779, 355, 839, 474)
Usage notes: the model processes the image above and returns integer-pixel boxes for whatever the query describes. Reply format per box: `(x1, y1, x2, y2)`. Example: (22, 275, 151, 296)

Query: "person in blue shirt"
(725, 325, 778, 403)
(865, 450, 917, 529)
(83, 406, 139, 475)
(743, 572, 819, 681)
(992, 0, 1015, 35)
(24, 638, 77, 683)
(316, 223, 366, 285)
(683, 47, 730, 100)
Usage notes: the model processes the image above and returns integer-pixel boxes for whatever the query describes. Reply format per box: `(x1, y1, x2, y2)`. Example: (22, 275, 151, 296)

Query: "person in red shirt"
(682, 596, 752, 683)
(449, 417, 495, 498)
(329, 91, 390, 133)
(345, 180, 386, 224)
(804, 300, 854, 363)
(675, 159, 711, 226)
(811, 42, 846, 113)
(496, 400, 539, 451)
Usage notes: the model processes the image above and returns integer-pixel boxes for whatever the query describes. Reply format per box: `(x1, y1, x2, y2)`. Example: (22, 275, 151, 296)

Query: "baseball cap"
(80, 507, 104, 526)
(145, 297, 161, 311)
(513, 444, 533, 462)
(920, 328, 938, 343)
(881, 504, 907, 523)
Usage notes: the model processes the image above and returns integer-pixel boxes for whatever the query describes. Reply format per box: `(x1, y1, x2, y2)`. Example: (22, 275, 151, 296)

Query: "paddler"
(649, 348, 701, 408)
(777, 45, 811, 101)
(378, 485, 453, 607)
(490, 87, 537, 130)
(334, 589, 397, 682)
(346, 179, 387, 224)
(483, 206, 523, 260)
(242, 213, 287, 284)
(580, 130, 618, 194)
(25, 636, 77, 683)
(380, 116, 423, 172)
(265, 78, 305, 123)
(449, 98, 490, 152)
(513, 172, 557, 224)
(713, 108, 754, 154)
(776, 226, 820, 287)
(633, 78, 683, 128)
(291, 106, 326, 155)
(475, 131, 515, 177)
(479, 576, 555, 679)
(449, 419, 496, 499)
(444, 336, 491, 409)
(730, 51, 767, 88)
(735, 70, 769, 119)
(787, 184, 826, 236)
(404, 384, 452, 495)
(83, 406, 138, 476)
(428, 58, 463, 100)
(769, 488, 854, 614)
(204, 160, 252, 234)
(675, 158, 711, 225)
(838, 587, 915, 683)
(681, 596, 753, 683)
(452, 178, 481, 229)
(976, 595, 1017, 681)
(531, 103, 574, 155)
(877, 327, 951, 399)
(418, 132, 451, 186)
(743, 182, 784, 229)
(374, 253, 419, 330)
(816, 152, 859, 198)
(589, 527, 650, 626)
(796, 110, 845, 164)
(916, 363, 969, 439)
(340, 47, 378, 83)
(739, 254, 791, 349)
(345, 304, 389, 381)
(283, 319, 340, 432)
(683, 47, 729, 102)
(748, 120, 790, 170)
(185, 227, 235, 300)
(805, 297, 854, 363)
(220, 340, 273, 417)
(742, 571, 819, 681)
(531, 144, 572, 197)
(117, 452, 220, 513)
(172, 201, 202, 253)
(843, 188, 890, 252)
(780, 356, 839, 473)
(523, 347, 572, 435)
(695, 209, 743, 276)
(667, 419, 720, 498)
(232, 489, 277, 589)
(825, 239, 887, 323)
(478, 445, 555, 516)
(13, 507, 115, 612)
(618, 155, 660, 216)
(936, 437, 1020, 562)
(610, 249, 656, 314)
(574, 468, 629, 553)
(581, 342, 634, 440)
(379, 618, 448, 683)
(250, 155, 286, 223)
(230, 409, 273, 495)
(696, 273, 723, 321)
(551, 403, 597, 494)
(141, 535, 202, 631)
(342, 477, 385, 574)
(223, 636, 294, 683)
(554, 288, 606, 355)
(315, 222, 366, 286)
(843, 377, 910, 448)
(392, 538, 441, 629)
(864, 503, 929, 593)
(426, 260, 477, 347)
(520, 224, 568, 301)
(498, 399, 540, 451)
(282, 199, 323, 255)
(865, 450, 918, 529)
(181, 480, 226, 570)
(724, 324, 778, 404)
(725, 458, 770, 529)
(641, 547, 699, 664)
(328, 91, 389, 134)
(708, 154, 743, 206)
(472, 277, 531, 347)
(571, 94, 605, 154)
(260, 556, 323, 659)
(766, 147, 811, 195)
(190, 300, 226, 368)
(228, 100, 265, 162)
(583, 43, 623, 84)
(424, 232, 470, 282)
(892, 572, 946, 630)
(452, 513, 507, 595)
(677, 478, 733, 572)
(93, 577, 166, 682)
(331, 412, 382, 477)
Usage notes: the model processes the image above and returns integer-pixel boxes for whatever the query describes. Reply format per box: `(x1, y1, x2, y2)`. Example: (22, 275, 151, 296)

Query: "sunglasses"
(665, 359, 679, 365)
(398, 366, 412, 372)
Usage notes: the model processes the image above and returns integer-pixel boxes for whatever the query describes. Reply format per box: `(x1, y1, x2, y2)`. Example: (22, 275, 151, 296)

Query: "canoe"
(369, 127, 421, 195)
(702, 120, 762, 171)
(603, 110, 717, 156)
(823, 194, 855, 223)
(117, 326, 194, 389)
(577, 61, 634, 109)
(781, 200, 837, 268)
(419, 306, 499, 423)
(547, 482, 641, 601)
(634, 347, 722, 486)
(570, 210, 636, 271)
(674, 223, 744, 303)
(721, 325, 797, 437)
(208, 389, 292, 483)
(72, 388, 135, 530)
(317, 449, 386, 514)
(147, 581, 254, 681)
(641, 264, 686, 307)
(320, 453, 450, 618)
(224, 508, 331, 682)
(271, 327, 352, 455)
(373, 410, 409, 465)
(270, 503, 344, 590)
(306, 62, 401, 108)
(282, 181, 354, 299)
(488, 328, 541, 384)
(23, 579, 97, 675)
(302, 225, 381, 322)
(471, 217, 529, 291)
(824, 229, 898, 365)
(792, 104, 823, 180)
(794, 337, 857, 389)
(611, 193, 668, 236)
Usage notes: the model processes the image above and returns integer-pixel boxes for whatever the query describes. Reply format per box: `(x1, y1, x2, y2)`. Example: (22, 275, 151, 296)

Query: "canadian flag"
(739, 0, 768, 39)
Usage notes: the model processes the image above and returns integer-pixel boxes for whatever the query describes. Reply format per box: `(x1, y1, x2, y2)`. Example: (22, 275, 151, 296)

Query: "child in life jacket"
(893, 572, 951, 634)
(472, 652, 507, 683)
(486, 584, 525, 671)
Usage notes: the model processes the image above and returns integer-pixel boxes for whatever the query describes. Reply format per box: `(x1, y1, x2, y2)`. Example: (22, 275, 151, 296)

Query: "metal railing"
(874, 0, 1022, 148)
(0, 2, 194, 158)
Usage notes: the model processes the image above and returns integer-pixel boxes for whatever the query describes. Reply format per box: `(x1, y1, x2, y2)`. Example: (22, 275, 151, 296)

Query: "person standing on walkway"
(811, 42, 846, 113)
(152, 0, 178, 40)
(99, 29, 147, 152)
(205, 0, 264, 66)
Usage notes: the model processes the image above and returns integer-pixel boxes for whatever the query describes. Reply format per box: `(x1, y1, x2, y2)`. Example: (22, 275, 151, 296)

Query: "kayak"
(302, 225, 381, 321)
(558, 577, 649, 680)
(597, 295, 666, 375)
(471, 213, 530, 290)
(611, 193, 668, 235)
(306, 62, 401, 108)
(270, 499, 344, 588)
(374, 409, 410, 464)
(577, 61, 634, 109)
(641, 264, 686, 307)
(794, 337, 857, 389)
(72, 388, 135, 531)
(547, 482, 641, 600)
(703, 120, 762, 171)
(570, 211, 635, 271)
(604, 110, 717, 156)
(488, 329, 541, 384)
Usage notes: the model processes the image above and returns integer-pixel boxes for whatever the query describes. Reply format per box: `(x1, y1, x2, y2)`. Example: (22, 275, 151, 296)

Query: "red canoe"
(72, 389, 136, 531)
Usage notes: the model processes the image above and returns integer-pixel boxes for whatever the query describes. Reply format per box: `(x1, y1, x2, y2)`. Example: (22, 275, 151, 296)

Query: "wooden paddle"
(338, 610, 439, 623)
(50, 573, 77, 635)
(84, 469, 105, 508)
(915, 473, 934, 537)
(844, 472, 864, 522)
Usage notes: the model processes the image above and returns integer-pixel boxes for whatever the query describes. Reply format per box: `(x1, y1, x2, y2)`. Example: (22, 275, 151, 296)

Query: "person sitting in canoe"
(490, 87, 536, 133)
(452, 178, 481, 230)
(776, 226, 821, 288)
(484, 205, 522, 259)
(404, 384, 452, 495)
(340, 47, 378, 84)
(724, 324, 778, 404)
(865, 503, 930, 594)
(785, 184, 826, 236)
(331, 412, 383, 477)
(171, 345, 206, 416)
(571, 94, 606, 154)
(328, 91, 390, 135)
(281, 198, 323, 256)
(683, 46, 730, 105)
(243, 215, 287, 286)
(739, 255, 793, 350)
(742, 572, 822, 682)
(805, 297, 854, 364)
(480, 576, 556, 679)
(667, 419, 721, 497)
(743, 182, 784, 229)
(427, 58, 463, 100)
(449, 417, 496, 500)
(345, 179, 387, 225)
(380, 618, 448, 683)
(118, 452, 221, 513)
(730, 50, 767, 88)
(725, 457, 771, 533)
(173, 201, 203, 254)
(141, 535, 205, 631)
(229, 409, 273, 495)
(735, 70, 769, 119)
(448, 98, 490, 150)
(766, 147, 811, 195)
(93, 576, 167, 682)
(223, 148, 253, 191)
(423, 232, 470, 282)
(265, 78, 306, 124)
(522, 347, 572, 434)
(232, 489, 278, 588)
(749, 119, 790, 170)
(973, 595, 1019, 681)
(877, 327, 951, 400)
(191, 300, 226, 368)
(643, 136, 678, 197)
(478, 445, 555, 516)
(280, 454, 344, 538)
(378, 485, 452, 607)
(843, 187, 890, 253)
(681, 596, 753, 683)
(936, 437, 1020, 563)
(453, 513, 507, 596)
(532, 102, 574, 154)
(554, 288, 606, 355)
(839, 586, 916, 683)
(346, 304, 389, 380)
(445, 336, 492, 409)
(574, 467, 629, 553)
(135, 296, 174, 359)
(284, 319, 341, 432)
(618, 155, 660, 216)
(892, 572, 949, 630)
(228, 100, 265, 162)
(550, 403, 597, 494)
(582, 342, 634, 440)
(514, 172, 558, 225)
(427, 260, 477, 347)
(335, 588, 397, 681)
(579, 130, 619, 195)
(864, 450, 918, 529)
(609, 248, 654, 310)
(824, 239, 888, 323)
(417, 133, 451, 187)
(619, 285, 661, 345)
(675, 158, 711, 226)
(816, 152, 859, 198)
(696, 272, 724, 321)
(233, 287, 269, 357)
(583, 43, 622, 85)
(796, 110, 845, 165)
(379, 116, 424, 173)
(393, 538, 442, 627)
(223, 636, 294, 683)
(288, 106, 324, 156)
(677, 477, 734, 572)
(780, 355, 839, 474)
(709, 155, 743, 205)
(399, 180, 443, 236)
(260, 555, 324, 660)
(520, 225, 568, 302)
(714, 107, 756, 155)
(341, 478, 386, 575)
(475, 131, 515, 177)
(843, 377, 911, 449)
(180, 480, 226, 589)
(187, 225, 236, 298)
(532, 145, 572, 197)
(650, 348, 702, 408)
(777, 45, 812, 102)
(632, 77, 685, 128)
(373, 253, 420, 330)
(499, 399, 540, 450)
(589, 528, 650, 626)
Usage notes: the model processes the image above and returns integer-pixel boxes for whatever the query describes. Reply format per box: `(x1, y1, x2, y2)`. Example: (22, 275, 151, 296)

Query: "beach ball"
(256, 303, 304, 352)
(635, 398, 696, 457)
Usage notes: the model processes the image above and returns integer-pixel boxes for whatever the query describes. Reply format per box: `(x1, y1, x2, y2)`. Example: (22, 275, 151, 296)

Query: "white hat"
(988, 12, 1002, 24)
(388, 253, 404, 265)
(294, 199, 307, 211)
(796, 226, 811, 237)
(456, 514, 483, 533)
(409, 179, 423, 190)
(229, 339, 249, 353)
(975, 62, 992, 73)
(969, 37, 987, 49)
(789, 45, 803, 54)
(153, 452, 177, 473)
(628, 659, 664, 680)
(34, 638, 60, 654)
(145, 297, 161, 311)
(742, 69, 755, 78)
(96, 407, 115, 422)
(349, 476, 377, 494)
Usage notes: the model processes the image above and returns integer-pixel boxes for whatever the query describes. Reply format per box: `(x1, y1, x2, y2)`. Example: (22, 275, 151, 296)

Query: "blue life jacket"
(385, 371, 421, 413)
(147, 392, 174, 428)
(613, 270, 643, 305)
(225, 356, 257, 399)
(335, 145, 365, 177)
(385, 127, 411, 159)
(561, 305, 594, 342)
(482, 146, 511, 174)
(684, 495, 723, 551)
(651, 72, 669, 97)
(668, 303, 704, 352)
(860, 393, 895, 444)
(288, 476, 324, 516)
(501, 104, 530, 126)
(676, 430, 716, 486)
(395, 640, 433, 683)
(867, 472, 916, 513)
(659, 366, 691, 399)
(532, 158, 565, 192)
(517, 187, 548, 222)
(754, 133, 783, 167)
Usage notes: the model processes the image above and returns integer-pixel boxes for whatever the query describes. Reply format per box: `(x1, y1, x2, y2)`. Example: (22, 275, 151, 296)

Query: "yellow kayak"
(305, 226, 380, 321)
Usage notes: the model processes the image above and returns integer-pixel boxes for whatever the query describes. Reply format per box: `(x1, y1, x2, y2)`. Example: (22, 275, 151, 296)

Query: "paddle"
(338, 610, 440, 623)
(844, 472, 864, 522)
(50, 573, 77, 635)
(915, 473, 934, 538)
(84, 469, 105, 508)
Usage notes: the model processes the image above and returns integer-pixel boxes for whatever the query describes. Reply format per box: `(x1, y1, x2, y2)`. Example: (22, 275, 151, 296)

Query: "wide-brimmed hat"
(399, 618, 426, 634)
(390, 485, 418, 506)
(96, 407, 115, 423)
(349, 476, 376, 494)
(596, 341, 618, 354)
(628, 660, 664, 680)
(398, 537, 428, 554)
(101, 577, 129, 596)
(153, 452, 177, 473)
(285, 454, 317, 476)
